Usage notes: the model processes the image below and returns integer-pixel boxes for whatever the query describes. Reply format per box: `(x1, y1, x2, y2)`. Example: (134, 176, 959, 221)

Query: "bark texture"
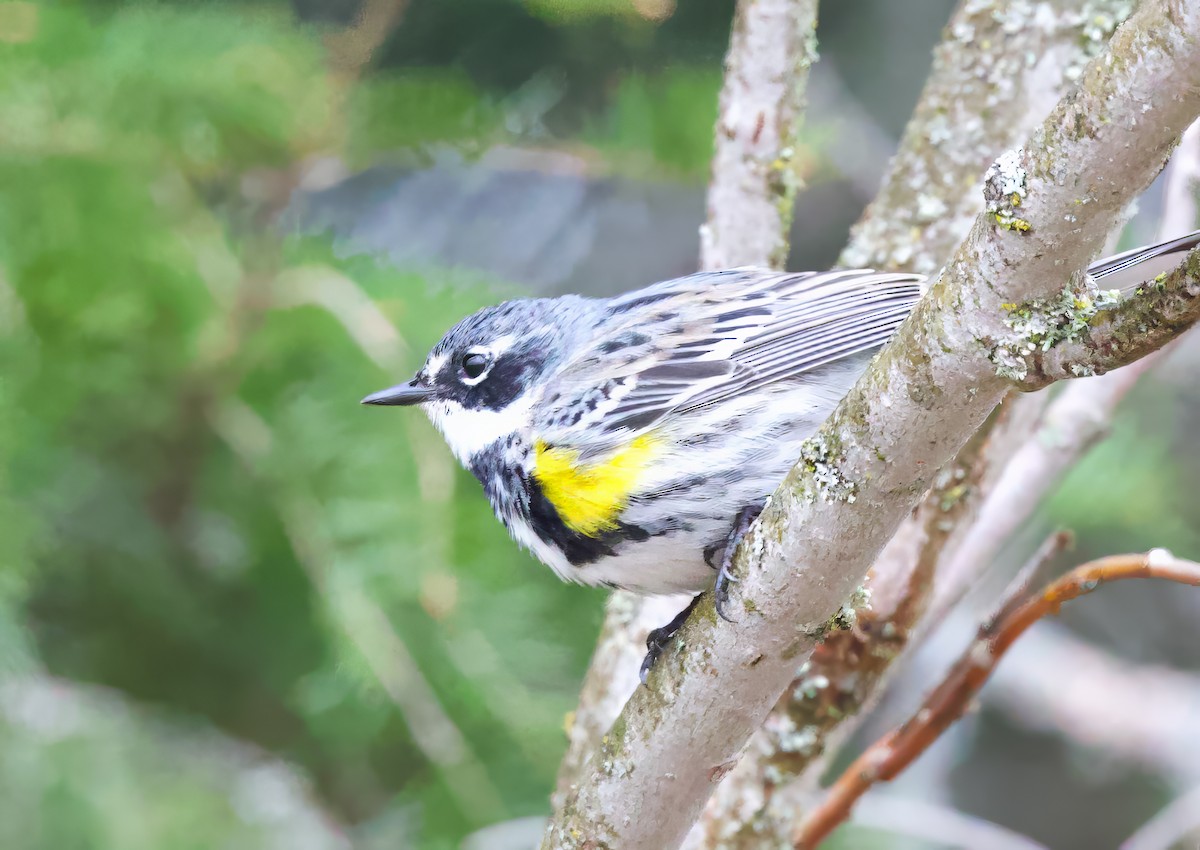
(700, 0, 820, 270)
(840, 0, 1135, 274)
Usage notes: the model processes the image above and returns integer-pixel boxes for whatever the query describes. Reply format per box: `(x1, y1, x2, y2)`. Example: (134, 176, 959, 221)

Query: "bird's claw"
(712, 505, 762, 623)
(714, 563, 738, 623)
(640, 625, 671, 683)
(639, 506, 763, 681)
(638, 594, 702, 684)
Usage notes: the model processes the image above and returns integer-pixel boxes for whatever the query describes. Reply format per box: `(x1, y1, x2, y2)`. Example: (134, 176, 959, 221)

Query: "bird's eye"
(461, 352, 489, 380)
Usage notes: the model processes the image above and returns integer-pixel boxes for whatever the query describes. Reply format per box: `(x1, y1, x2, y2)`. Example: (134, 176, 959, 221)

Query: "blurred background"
(2, 1, 1199, 848)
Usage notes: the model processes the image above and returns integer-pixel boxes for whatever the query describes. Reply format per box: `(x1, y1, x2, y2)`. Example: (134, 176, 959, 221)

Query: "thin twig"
(793, 547, 1200, 849)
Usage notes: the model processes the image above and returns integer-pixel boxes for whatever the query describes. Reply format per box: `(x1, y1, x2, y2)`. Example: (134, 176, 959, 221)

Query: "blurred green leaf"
(345, 69, 504, 165)
(585, 67, 721, 178)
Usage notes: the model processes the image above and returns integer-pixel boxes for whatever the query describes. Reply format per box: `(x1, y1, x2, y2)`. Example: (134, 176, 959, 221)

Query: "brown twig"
(793, 544, 1200, 849)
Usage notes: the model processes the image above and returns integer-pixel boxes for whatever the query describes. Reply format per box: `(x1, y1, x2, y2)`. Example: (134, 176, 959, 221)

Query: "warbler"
(363, 230, 1200, 675)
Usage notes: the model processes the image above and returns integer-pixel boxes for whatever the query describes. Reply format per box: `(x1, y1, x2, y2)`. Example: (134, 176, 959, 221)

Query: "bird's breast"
(530, 434, 661, 536)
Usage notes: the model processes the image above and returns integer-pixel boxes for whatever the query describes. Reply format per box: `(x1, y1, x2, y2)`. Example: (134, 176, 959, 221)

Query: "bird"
(362, 229, 1200, 678)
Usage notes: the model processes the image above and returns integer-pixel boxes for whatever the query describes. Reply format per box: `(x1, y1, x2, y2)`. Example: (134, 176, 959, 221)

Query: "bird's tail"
(1088, 228, 1200, 291)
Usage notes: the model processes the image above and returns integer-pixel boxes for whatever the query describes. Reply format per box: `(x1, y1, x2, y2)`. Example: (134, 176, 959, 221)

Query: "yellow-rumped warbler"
(363, 230, 1200, 675)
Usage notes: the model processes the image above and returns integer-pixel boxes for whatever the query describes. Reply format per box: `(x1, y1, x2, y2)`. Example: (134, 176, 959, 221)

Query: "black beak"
(361, 378, 433, 407)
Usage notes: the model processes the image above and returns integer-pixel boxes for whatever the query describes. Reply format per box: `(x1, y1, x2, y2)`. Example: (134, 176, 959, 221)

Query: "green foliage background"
(3, 1, 1197, 848)
(0, 0, 770, 843)
(0, 2, 656, 846)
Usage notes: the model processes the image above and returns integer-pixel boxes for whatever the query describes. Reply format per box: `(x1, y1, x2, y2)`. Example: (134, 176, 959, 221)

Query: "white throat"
(424, 392, 536, 466)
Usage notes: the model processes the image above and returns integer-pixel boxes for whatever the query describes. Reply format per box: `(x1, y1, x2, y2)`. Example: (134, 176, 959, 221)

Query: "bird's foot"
(714, 505, 763, 622)
(639, 506, 764, 682)
(640, 594, 702, 683)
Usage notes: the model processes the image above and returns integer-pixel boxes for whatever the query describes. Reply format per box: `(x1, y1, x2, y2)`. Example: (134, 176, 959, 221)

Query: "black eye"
(461, 353, 488, 379)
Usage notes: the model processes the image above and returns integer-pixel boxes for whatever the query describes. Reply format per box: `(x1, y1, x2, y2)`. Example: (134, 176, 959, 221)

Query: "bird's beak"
(360, 378, 433, 407)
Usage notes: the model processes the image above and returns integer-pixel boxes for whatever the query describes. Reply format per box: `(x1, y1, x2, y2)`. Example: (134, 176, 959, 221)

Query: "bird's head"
(362, 296, 592, 465)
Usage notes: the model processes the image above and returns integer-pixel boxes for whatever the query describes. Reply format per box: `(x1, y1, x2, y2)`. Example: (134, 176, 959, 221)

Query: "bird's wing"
(536, 268, 924, 454)
(1087, 229, 1200, 291)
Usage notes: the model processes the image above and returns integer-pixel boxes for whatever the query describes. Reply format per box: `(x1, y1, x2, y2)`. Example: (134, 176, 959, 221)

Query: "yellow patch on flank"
(533, 435, 660, 536)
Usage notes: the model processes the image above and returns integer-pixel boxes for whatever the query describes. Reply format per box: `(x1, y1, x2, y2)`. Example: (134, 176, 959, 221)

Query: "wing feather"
(537, 268, 924, 449)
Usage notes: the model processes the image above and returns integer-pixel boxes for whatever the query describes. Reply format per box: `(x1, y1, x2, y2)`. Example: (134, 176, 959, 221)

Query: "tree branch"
(794, 547, 1200, 849)
(700, 0, 820, 270)
(544, 3, 1200, 845)
(685, 2, 1146, 840)
(840, 0, 1133, 274)
(1010, 246, 1200, 389)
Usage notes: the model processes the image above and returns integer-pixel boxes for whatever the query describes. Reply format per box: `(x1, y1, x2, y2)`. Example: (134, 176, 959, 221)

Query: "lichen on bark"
(840, 0, 1135, 275)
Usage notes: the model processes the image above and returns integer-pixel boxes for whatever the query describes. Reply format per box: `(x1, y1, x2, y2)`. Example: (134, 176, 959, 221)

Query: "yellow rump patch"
(533, 435, 660, 537)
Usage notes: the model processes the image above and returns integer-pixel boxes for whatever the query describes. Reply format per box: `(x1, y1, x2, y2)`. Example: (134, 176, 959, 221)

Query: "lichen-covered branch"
(700, 0, 819, 270)
(551, 0, 822, 812)
(840, 0, 1134, 274)
(685, 0, 1139, 842)
(681, 415, 998, 850)
(793, 546, 1200, 849)
(1006, 246, 1200, 388)
(544, 4, 1200, 845)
